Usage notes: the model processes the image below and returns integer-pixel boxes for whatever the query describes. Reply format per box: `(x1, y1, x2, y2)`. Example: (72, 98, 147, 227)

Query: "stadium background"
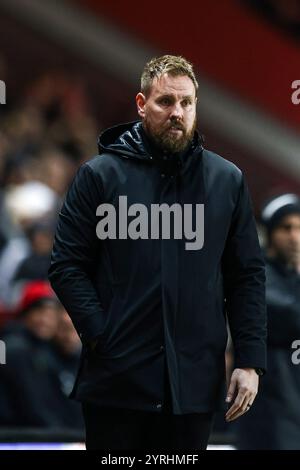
(0, 0, 299, 450)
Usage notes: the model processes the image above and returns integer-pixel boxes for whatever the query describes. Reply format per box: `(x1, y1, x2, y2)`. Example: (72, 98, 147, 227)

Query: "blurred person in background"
(13, 217, 56, 284)
(49, 55, 266, 450)
(0, 280, 83, 429)
(52, 309, 84, 429)
(0, 181, 58, 307)
(237, 194, 300, 449)
(0, 281, 60, 426)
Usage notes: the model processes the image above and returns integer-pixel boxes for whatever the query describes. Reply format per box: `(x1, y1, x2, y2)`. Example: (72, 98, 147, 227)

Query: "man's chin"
(144, 124, 192, 153)
(163, 141, 189, 153)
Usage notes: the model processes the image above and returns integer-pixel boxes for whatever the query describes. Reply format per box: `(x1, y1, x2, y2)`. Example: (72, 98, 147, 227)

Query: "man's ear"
(136, 92, 146, 118)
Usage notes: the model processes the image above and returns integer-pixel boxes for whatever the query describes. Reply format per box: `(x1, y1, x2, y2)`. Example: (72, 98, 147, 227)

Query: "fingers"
(231, 398, 253, 421)
(225, 375, 237, 405)
(225, 375, 251, 421)
(225, 368, 259, 422)
(225, 389, 255, 422)
(225, 389, 246, 421)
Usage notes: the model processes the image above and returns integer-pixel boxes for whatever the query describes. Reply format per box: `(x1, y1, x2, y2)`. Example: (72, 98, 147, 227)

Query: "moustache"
(167, 123, 185, 131)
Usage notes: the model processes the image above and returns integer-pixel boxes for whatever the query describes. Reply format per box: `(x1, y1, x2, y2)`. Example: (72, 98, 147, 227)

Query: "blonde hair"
(141, 55, 198, 97)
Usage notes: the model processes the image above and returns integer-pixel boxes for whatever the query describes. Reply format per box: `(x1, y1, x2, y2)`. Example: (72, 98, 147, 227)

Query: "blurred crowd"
(0, 52, 102, 430)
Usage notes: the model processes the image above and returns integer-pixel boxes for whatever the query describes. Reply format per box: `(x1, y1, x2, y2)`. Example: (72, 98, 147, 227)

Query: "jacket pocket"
(93, 281, 126, 357)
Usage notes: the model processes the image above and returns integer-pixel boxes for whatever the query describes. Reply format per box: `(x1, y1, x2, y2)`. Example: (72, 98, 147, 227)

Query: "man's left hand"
(225, 368, 259, 422)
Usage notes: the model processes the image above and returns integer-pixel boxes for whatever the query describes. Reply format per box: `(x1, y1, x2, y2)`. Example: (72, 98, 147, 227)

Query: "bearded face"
(143, 112, 197, 153)
(136, 73, 197, 154)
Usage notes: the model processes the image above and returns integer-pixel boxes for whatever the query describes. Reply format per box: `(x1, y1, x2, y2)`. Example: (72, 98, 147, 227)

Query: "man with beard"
(49, 55, 266, 450)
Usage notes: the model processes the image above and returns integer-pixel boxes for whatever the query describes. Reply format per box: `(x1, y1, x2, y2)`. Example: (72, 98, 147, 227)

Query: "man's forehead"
(149, 73, 196, 97)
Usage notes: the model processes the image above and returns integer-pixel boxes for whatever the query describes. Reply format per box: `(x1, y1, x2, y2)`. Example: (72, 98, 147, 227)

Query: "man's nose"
(170, 103, 183, 120)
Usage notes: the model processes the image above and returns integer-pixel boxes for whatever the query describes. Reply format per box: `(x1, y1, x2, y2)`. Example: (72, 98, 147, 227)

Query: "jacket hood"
(97, 121, 203, 161)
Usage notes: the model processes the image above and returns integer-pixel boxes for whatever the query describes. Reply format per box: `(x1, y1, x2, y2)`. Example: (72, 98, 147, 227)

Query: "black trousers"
(82, 365, 214, 450)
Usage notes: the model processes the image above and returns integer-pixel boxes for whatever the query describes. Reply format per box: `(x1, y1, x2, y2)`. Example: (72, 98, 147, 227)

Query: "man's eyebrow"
(156, 94, 194, 100)
(156, 94, 173, 99)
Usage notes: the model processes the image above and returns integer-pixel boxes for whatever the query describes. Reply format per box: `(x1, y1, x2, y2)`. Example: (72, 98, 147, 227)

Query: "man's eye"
(160, 98, 171, 106)
(182, 100, 191, 107)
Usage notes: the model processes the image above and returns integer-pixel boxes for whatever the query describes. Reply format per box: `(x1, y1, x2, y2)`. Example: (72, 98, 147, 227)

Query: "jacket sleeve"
(222, 173, 267, 372)
(48, 162, 105, 344)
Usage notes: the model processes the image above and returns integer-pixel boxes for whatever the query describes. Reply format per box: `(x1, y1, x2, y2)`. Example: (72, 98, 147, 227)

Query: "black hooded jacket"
(49, 121, 266, 414)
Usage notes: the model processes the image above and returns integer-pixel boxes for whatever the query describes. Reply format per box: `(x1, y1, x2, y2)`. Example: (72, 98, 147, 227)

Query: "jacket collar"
(97, 121, 203, 165)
